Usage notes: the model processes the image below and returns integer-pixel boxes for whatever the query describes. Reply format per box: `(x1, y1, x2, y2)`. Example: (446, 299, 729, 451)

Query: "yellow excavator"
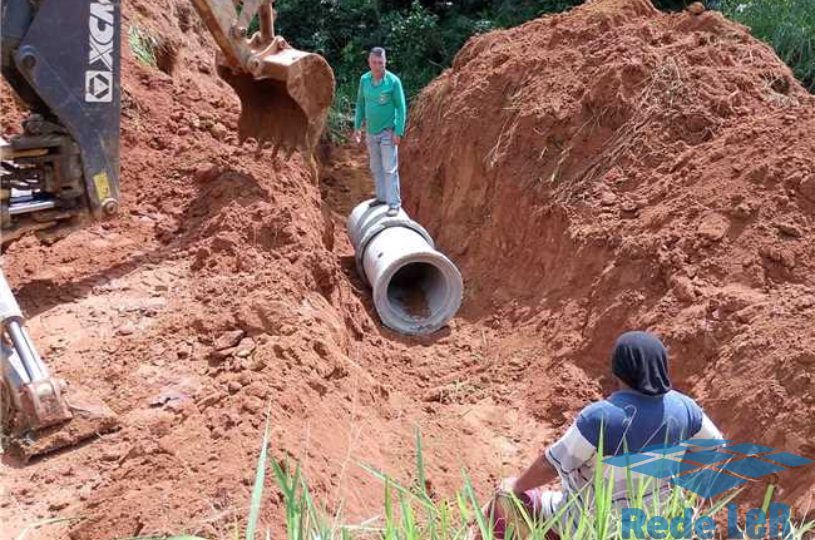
(0, 0, 334, 459)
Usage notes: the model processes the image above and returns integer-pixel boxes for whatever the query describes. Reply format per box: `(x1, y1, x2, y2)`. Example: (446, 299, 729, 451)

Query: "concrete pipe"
(347, 200, 463, 335)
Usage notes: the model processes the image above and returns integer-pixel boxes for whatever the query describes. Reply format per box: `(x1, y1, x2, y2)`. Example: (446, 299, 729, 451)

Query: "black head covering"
(611, 331, 672, 396)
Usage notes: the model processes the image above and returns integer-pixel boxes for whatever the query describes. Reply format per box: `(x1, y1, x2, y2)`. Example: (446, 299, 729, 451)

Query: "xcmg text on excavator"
(0, 0, 334, 459)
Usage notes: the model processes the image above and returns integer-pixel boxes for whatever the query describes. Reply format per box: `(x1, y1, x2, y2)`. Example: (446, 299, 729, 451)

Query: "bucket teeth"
(7, 385, 118, 461)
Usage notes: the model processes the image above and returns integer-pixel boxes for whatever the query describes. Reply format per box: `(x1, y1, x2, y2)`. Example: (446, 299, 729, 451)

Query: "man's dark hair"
(369, 47, 386, 58)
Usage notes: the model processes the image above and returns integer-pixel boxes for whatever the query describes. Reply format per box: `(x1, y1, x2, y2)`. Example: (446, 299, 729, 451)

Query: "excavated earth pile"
(1, 0, 815, 537)
(402, 0, 815, 507)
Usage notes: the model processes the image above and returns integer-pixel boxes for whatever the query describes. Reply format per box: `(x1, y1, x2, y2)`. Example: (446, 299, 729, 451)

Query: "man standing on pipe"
(353, 47, 407, 218)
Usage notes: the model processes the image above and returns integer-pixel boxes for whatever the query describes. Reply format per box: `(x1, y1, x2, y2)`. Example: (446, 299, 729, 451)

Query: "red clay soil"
(0, 1, 552, 538)
(1, 0, 815, 537)
(402, 0, 815, 510)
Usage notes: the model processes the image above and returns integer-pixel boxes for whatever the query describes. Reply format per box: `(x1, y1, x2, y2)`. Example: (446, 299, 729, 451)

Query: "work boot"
(369, 199, 386, 208)
(386, 207, 399, 217)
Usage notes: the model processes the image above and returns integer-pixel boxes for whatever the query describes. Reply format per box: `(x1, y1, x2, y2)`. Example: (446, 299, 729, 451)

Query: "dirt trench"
(2, 0, 815, 538)
(1, 141, 552, 539)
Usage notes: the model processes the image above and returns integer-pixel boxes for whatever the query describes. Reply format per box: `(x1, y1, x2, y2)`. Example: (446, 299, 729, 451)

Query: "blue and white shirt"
(541, 390, 723, 531)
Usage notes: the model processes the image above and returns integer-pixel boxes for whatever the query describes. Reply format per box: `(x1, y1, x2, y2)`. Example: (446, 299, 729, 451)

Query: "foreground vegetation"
(16, 414, 815, 539)
(230, 424, 813, 539)
(110, 422, 811, 540)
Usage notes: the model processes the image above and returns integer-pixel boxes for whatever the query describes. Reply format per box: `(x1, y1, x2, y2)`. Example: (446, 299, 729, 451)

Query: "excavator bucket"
(5, 382, 118, 461)
(217, 47, 335, 153)
(1, 355, 119, 461)
(1, 274, 118, 461)
(188, 0, 335, 153)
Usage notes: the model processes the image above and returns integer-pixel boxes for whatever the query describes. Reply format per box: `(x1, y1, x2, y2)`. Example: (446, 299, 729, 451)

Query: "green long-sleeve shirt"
(354, 70, 407, 136)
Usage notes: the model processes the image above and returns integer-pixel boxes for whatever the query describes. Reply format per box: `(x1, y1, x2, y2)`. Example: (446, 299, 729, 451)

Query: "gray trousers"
(365, 128, 401, 209)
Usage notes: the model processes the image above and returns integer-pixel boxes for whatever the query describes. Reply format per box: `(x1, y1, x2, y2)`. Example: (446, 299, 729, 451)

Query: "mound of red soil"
(402, 0, 815, 507)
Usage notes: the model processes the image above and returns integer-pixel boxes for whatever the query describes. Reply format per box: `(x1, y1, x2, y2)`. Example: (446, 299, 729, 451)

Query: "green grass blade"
(358, 461, 438, 513)
(245, 406, 273, 540)
(761, 483, 776, 514)
(461, 470, 492, 540)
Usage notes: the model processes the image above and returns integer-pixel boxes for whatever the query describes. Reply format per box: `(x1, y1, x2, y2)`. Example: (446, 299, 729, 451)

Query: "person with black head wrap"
(611, 330, 672, 396)
(471, 331, 724, 540)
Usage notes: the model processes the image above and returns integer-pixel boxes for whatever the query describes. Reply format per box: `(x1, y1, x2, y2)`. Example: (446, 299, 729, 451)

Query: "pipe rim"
(372, 251, 463, 335)
(352, 217, 435, 287)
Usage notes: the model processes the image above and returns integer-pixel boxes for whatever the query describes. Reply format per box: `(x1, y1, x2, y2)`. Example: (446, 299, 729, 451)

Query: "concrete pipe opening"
(376, 256, 461, 334)
(387, 262, 441, 317)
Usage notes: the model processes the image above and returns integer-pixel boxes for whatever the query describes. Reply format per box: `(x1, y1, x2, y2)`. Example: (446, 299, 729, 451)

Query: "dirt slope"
(1, 1, 553, 538)
(402, 0, 815, 506)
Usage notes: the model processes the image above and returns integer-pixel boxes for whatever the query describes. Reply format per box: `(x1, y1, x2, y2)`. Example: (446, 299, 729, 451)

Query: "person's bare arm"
(510, 453, 559, 495)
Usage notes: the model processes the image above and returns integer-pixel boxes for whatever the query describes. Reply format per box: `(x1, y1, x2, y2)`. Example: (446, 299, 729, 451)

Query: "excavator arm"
(1, 0, 333, 243)
(0, 0, 333, 459)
